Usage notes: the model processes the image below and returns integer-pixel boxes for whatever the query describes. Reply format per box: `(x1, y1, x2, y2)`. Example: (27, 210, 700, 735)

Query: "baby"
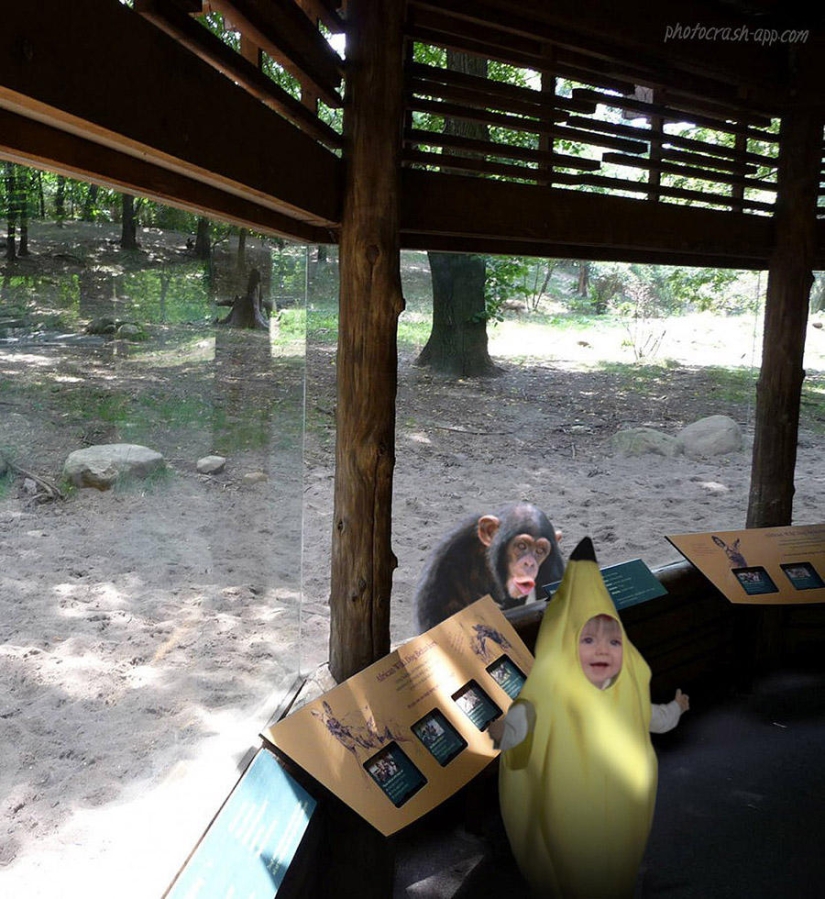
(497, 536, 688, 897)
(578, 613, 689, 732)
(495, 613, 689, 752)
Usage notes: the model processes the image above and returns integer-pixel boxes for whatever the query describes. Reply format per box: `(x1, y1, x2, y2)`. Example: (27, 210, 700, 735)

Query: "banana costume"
(498, 537, 657, 898)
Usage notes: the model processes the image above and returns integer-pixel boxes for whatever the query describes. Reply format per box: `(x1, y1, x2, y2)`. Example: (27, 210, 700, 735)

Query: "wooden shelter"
(2, 0, 825, 685)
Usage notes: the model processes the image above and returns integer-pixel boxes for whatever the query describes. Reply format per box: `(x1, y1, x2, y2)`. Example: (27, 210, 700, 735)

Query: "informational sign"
(262, 596, 534, 836)
(543, 558, 668, 611)
(666, 524, 825, 605)
(166, 748, 316, 899)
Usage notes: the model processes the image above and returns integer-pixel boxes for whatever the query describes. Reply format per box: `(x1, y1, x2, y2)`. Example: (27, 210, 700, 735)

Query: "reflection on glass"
(0, 169, 307, 880)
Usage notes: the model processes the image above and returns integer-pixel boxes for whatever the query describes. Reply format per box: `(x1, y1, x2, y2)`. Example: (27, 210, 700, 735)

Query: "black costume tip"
(570, 536, 597, 563)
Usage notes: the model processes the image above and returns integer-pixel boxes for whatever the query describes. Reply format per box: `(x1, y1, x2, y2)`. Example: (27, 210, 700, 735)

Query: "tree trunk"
(417, 252, 501, 376)
(82, 183, 99, 222)
(194, 216, 211, 259)
(55, 174, 66, 224)
(416, 51, 499, 377)
(747, 101, 822, 529)
(4, 162, 16, 262)
(577, 261, 591, 297)
(237, 227, 247, 271)
(120, 193, 138, 249)
(16, 168, 28, 257)
(215, 268, 269, 329)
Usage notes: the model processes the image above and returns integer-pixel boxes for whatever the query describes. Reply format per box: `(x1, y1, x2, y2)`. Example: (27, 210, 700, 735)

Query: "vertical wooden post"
(330, 0, 405, 683)
(746, 65, 823, 671)
(747, 98, 822, 529)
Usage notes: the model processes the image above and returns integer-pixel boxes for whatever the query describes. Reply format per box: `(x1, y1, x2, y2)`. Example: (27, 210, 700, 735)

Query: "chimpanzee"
(413, 502, 565, 633)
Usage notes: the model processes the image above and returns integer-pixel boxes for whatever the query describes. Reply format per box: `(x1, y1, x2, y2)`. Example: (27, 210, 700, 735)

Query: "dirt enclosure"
(2, 223, 825, 896)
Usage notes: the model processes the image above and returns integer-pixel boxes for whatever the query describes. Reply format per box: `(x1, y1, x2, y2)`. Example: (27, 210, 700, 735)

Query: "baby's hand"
(674, 688, 690, 712)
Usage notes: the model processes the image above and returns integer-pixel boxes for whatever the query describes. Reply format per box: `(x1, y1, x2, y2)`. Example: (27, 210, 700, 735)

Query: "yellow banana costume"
(498, 537, 657, 898)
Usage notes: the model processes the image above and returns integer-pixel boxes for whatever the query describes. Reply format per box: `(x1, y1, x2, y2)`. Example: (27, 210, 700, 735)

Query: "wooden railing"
(402, 0, 789, 216)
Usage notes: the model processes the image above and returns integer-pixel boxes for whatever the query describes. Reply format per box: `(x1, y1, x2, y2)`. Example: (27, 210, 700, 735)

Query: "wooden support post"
(747, 98, 822, 530)
(747, 73, 824, 670)
(327, 6, 404, 892)
(330, 0, 405, 682)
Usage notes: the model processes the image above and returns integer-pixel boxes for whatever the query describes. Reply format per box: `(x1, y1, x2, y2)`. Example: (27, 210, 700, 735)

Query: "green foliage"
(272, 244, 308, 302)
(481, 256, 530, 322)
(121, 264, 213, 324)
(587, 267, 626, 315)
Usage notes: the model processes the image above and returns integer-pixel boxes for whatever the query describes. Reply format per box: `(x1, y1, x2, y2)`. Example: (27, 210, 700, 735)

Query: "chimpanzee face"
(503, 533, 551, 600)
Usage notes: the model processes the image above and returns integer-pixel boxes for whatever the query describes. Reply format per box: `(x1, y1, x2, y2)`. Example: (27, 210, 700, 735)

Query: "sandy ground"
(3, 261, 825, 896)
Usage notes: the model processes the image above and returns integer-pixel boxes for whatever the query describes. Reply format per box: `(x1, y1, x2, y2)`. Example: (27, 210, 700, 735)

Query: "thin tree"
(4, 162, 17, 262)
(120, 193, 139, 249)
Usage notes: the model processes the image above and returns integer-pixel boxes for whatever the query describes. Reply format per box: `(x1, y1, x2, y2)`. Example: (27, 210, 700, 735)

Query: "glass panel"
(0, 173, 307, 892)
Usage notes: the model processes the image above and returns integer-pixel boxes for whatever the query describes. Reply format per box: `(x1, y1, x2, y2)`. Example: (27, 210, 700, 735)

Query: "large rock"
(63, 444, 165, 490)
(611, 427, 679, 457)
(675, 415, 743, 458)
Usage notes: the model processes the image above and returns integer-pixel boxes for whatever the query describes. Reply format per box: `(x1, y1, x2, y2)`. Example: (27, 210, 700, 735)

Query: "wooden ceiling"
(1, 0, 823, 266)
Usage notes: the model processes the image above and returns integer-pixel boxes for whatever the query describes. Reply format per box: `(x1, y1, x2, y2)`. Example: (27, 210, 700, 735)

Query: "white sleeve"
(499, 700, 536, 752)
(650, 699, 683, 734)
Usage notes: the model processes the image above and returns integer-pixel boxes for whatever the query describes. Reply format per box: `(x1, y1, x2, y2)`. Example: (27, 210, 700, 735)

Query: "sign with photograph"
(262, 596, 534, 836)
(666, 524, 825, 605)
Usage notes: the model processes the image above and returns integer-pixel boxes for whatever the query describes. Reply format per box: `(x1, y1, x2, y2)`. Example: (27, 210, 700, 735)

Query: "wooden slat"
(404, 129, 601, 172)
(409, 74, 595, 119)
(0, 0, 342, 227)
(564, 115, 778, 170)
(136, 0, 342, 147)
(659, 147, 757, 176)
(409, 61, 597, 117)
(407, 95, 568, 131)
(206, 0, 344, 107)
(551, 50, 775, 126)
(602, 152, 777, 192)
(404, 148, 559, 181)
(548, 170, 774, 213)
(407, 97, 648, 155)
(574, 89, 779, 143)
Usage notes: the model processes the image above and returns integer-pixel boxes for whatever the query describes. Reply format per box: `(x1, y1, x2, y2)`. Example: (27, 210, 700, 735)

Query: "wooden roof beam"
(399, 169, 778, 267)
(136, 0, 342, 147)
(205, 0, 344, 108)
(0, 108, 333, 243)
(0, 0, 342, 230)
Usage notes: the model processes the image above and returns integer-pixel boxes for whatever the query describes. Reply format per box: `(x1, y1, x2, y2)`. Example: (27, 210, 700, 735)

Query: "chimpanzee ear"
(555, 529, 562, 544)
(477, 515, 501, 546)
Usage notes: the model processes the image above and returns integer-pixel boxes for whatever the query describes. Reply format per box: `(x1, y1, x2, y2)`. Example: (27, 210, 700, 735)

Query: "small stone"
(611, 428, 679, 457)
(197, 455, 227, 475)
(243, 471, 268, 485)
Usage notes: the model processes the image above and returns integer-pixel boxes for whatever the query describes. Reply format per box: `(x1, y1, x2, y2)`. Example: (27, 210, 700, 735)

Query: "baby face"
(579, 615, 623, 688)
